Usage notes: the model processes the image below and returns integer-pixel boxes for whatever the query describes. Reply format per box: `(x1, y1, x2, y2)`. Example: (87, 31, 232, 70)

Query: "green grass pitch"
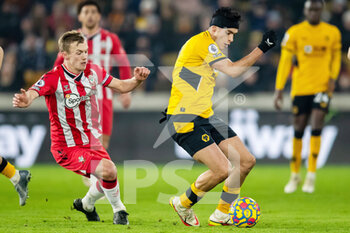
(0, 164, 349, 233)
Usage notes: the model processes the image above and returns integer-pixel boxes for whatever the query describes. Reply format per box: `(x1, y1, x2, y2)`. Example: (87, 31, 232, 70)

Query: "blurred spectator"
(1, 0, 350, 93)
(341, 10, 350, 53)
(47, 1, 74, 37)
(18, 33, 47, 89)
(0, 1, 22, 43)
(0, 45, 20, 91)
(246, 0, 267, 31)
(329, 0, 347, 30)
(108, 0, 128, 33)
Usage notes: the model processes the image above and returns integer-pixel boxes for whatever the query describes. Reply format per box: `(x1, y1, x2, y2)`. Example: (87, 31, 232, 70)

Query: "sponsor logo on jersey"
(64, 91, 94, 109)
(65, 93, 81, 109)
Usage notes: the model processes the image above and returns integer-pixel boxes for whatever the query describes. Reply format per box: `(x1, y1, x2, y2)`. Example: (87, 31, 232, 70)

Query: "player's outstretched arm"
(107, 67, 150, 93)
(13, 89, 39, 108)
(212, 31, 276, 78)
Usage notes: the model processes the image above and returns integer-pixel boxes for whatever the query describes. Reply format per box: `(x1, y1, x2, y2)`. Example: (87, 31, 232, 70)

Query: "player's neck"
(306, 20, 321, 26)
(207, 28, 217, 41)
(81, 25, 100, 38)
(63, 61, 82, 75)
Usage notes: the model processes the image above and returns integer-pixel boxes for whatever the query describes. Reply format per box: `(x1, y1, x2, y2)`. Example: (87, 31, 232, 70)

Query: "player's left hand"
(13, 88, 30, 108)
(118, 92, 131, 109)
(327, 79, 335, 97)
(258, 30, 277, 53)
(134, 67, 150, 81)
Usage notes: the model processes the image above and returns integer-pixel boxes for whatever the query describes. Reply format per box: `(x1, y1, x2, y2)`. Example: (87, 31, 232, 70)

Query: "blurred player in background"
(13, 31, 150, 224)
(274, 0, 341, 193)
(0, 47, 31, 206)
(166, 7, 276, 226)
(54, 0, 132, 150)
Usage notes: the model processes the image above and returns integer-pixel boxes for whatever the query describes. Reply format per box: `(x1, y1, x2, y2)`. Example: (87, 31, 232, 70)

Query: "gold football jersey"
(167, 31, 227, 118)
(276, 21, 341, 96)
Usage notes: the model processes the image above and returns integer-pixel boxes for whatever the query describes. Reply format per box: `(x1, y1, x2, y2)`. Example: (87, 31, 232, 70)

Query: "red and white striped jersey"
(54, 28, 132, 136)
(29, 63, 113, 149)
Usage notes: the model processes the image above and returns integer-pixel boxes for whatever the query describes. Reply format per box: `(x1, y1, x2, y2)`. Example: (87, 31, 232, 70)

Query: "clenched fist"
(134, 67, 150, 82)
(258, 30, 277, 53)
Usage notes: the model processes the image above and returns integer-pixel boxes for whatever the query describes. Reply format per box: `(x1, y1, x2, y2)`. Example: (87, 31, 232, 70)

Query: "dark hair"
(212, 7, 241, 23)
(58, 30, 85, 53)
(77, 0, 101, 15)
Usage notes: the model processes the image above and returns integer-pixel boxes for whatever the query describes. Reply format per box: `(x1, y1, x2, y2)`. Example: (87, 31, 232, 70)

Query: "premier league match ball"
(229, 197, 261, 228)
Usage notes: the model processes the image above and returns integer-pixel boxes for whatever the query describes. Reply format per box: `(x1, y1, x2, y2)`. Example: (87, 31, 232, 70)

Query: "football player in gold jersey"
(274, 0, 341, 194)
(167, 7, 276, 226)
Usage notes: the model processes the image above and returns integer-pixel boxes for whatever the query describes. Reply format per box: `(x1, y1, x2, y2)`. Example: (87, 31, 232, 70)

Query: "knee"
(100, 159, 117, 180)
(241, 154, 256, 173)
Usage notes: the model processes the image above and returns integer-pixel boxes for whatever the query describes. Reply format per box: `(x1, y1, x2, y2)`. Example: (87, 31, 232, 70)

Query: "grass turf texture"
(0, 164, 349, 233)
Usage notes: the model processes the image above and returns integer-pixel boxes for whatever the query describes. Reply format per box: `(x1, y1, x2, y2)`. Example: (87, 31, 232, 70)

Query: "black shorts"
(167, 114, 237, 156)
(292, 93, 330, 116)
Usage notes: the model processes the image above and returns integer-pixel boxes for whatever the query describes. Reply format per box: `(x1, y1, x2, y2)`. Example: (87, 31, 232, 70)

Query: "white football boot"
(208, 209, 233, 226)
(169, 196, 200, 226)
(284, 173, 301, 193)
(302, 172, 316, 193)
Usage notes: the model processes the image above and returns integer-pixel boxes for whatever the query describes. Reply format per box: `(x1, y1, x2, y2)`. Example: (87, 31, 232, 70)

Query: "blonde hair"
(58, 30, 85, 53)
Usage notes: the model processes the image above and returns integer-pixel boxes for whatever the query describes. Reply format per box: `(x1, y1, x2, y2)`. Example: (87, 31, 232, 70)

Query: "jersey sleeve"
(281, 27, 296, 53)
(29, 70, 59, 96)
(332, 27, 342, 51)
(195, 37, 227, 66)
(330, 27, 342, 80)
(110, 33, 132, 80)
(275, 49, 293, 90)
(90, 63, 113, 87)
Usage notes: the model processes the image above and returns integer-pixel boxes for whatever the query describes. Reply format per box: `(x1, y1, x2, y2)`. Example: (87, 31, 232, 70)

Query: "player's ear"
(61, 51, 68, 60)
(78, 14, 83, 23)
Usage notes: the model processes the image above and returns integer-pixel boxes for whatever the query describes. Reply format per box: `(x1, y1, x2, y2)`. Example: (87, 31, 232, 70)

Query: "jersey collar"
(62, 64, 83, 81)
(79, 28, 101, 40)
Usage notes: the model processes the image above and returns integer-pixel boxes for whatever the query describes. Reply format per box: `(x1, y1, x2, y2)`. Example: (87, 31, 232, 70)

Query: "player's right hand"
(13, 88, 30, 108)
(258, 30, 277, 53)
(273, 90, 283, 111)
(134, 67, 150, 81)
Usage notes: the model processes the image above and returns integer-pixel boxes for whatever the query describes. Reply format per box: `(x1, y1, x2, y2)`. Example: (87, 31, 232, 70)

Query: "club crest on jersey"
(304, 45, 313, 54)
(88, 75, 96, 87)
(208, 44, 219, 54)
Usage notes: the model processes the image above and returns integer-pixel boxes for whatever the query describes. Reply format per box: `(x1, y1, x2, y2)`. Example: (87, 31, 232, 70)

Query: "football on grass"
(229, 197, 261, 228)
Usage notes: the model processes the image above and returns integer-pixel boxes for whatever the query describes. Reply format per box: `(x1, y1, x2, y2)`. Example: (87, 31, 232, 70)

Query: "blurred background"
(1, 0, 350, 92)
(0, 0, 349, 167)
